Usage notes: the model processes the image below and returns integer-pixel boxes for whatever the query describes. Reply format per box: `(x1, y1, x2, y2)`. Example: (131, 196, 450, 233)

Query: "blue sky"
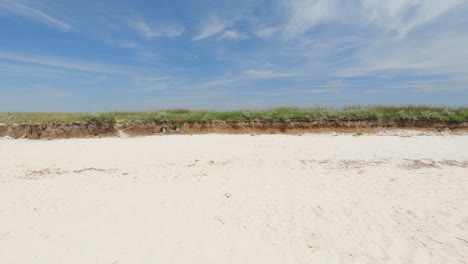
(0, 0, 467, 111)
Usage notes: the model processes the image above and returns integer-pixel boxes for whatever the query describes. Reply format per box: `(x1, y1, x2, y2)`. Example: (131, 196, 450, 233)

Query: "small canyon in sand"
(0, 132, 467, 263)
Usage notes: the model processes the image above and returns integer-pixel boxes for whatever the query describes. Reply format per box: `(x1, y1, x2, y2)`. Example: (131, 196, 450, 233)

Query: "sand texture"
(1, 133, 467, 263)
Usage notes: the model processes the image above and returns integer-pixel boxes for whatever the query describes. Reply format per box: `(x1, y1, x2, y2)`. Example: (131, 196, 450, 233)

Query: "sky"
(0, 0, 467, 111)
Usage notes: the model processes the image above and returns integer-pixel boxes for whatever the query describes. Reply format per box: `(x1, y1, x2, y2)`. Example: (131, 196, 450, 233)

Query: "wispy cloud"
(219, 30, 248, 41)
(337, 30, 468, 78)
(361, 0, 464, 37)
(254, 26, 280, 39)
(230, 0, 468, 95)
(276, 0, 464, 39)
(130, 17, 185, 39)
(297, 88, 342, 94)
(136, 52, 159, 62)
(0, 62, 113, 86)
(199, 78, 240, 87)
(0, 0, 71, 31)
(386, 80, 468, 92)
(0, 50, 125, 73)
(192, 16, 226, 41)
(283, 0, 340, 39)
(243, 69, 304, 79)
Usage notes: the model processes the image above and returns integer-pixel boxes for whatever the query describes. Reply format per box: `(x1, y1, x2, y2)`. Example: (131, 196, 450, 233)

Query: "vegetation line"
(1, 106, 467, 124)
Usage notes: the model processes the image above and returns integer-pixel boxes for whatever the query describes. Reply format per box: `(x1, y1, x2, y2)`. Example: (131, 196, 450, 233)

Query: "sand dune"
(1, 133, 467, 263)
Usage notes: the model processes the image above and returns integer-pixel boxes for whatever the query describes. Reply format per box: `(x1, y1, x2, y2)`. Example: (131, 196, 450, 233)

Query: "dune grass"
(1, 106, 467, 124)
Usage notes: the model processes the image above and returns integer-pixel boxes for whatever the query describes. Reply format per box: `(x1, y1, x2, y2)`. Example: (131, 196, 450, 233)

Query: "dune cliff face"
(0, 120, 467, 139)
(0, 122, 116, 139)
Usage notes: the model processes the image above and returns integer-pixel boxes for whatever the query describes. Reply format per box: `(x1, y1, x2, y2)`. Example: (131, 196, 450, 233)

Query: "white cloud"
(0, 0, 71, 31)
(0, 63, 66, 78)
(130, 17, 185, 39)
(361, 0, 464, 36)
(192, 16, 226, 41)
(199, 78, 239, 87)
(255, 26, 280, 39)
(295, 88, 342, 94)
(277, 0, 463, 39)
(338, 28, 468, 78)
(243, 69, 304, 79)
(136, 52, 159, 62)
(0, 51, 126, 73)
(219, 30, 248, 41)
(385, 80, 468, 92)
(283, 0, 340, 38)
(236, 0, 468, 91)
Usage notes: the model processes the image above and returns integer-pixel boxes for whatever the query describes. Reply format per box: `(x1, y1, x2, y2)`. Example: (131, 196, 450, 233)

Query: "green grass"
(355, 131, 364, 136)
(1, 106, 467, 124)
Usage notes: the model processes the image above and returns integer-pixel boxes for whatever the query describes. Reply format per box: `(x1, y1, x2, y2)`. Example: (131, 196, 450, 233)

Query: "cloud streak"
(243, 69, 304, 79)
(0, 51, 125, 73)
(219, 30, 248, 41)
(268, 0, 465, 39)
(192, 16, 227, 41)
(130, 17, 185, 39)
(361, 0, 464, 37)
(0, 0, 71, 31)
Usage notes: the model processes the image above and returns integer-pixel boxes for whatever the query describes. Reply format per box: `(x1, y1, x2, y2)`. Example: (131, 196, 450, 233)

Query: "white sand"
(1, 133, 467, 264)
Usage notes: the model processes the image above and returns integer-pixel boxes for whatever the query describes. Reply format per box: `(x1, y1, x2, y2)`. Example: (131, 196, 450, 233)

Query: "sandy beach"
(1, 133, 467, 264)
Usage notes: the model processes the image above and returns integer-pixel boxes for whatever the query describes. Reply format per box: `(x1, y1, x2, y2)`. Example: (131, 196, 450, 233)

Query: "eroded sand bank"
(1, 133, 467, 263)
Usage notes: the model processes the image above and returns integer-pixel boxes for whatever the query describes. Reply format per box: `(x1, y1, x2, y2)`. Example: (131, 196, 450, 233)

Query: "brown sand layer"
(0, 134, 467, 263)
(0, 120, 467, 139)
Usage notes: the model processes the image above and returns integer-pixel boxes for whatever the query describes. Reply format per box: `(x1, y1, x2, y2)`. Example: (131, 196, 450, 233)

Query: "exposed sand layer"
(1, 133, 467, 263)
(1, 120, 467, 139)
